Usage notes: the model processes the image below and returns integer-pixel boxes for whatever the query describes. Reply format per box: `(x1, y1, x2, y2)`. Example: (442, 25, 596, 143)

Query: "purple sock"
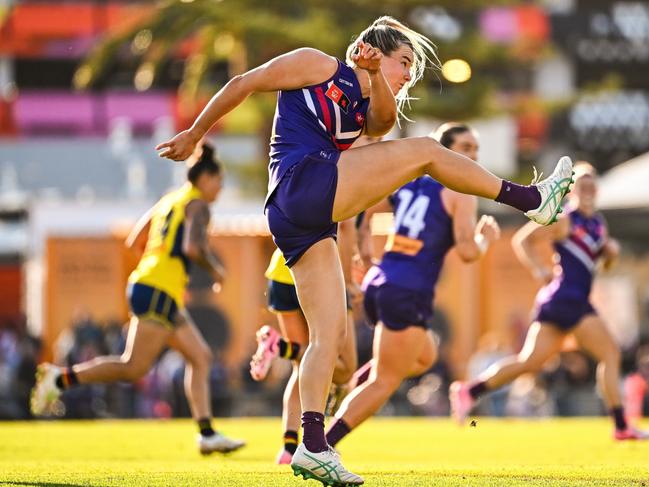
(301, 411, 328, 453)
(611, 406, 628, 431)
(495, 180, 541, 212)
(469, 381, 488, 400)
(326, 418, 351, 447)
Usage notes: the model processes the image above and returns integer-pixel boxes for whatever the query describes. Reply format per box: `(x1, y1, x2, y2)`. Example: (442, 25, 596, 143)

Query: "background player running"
(250, 244, 358, 465)
(156, 15, 573, 485)
(325, 123, 500, 448)
(31, 143, 245, 455)
(450, 162, 648, 441)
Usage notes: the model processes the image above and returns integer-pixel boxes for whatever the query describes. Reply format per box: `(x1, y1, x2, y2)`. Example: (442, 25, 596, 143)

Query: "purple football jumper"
(362, 177, 455, 330)
(264, 59, 369, 266)
(533, 206, 606, 330)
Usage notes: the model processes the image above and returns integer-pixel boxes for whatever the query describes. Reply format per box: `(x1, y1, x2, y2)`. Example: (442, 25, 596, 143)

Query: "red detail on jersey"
(355, 112, 365, 126)
(314, 87, 332, 133)
(334, 141, 353, 150)
(326, 83, 350, 113)
(573, 226, 587, 239)
(569, 232, 597, 260)
(326, 84, 343, 104)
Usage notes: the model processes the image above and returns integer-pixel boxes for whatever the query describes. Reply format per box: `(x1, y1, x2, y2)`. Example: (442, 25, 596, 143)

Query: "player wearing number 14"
(325, 124, 501, 448)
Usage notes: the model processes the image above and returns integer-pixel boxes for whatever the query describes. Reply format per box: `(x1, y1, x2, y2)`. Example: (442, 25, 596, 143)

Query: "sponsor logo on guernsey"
(355, 112, 365, 126)
(325, 83, 351, 113)
(338, 78, 354, 87)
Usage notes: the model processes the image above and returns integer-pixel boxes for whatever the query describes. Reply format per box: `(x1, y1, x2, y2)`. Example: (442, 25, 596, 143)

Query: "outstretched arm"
(512, 217, 569, 283)
(157, 48, 338, 161)
(356, 198, 393, 269)
(601, 222, 620, 271)
(125, 205, 155, 256)
(183, 199, 225, 285)
(446, 191, 500, 263)
(338, 217, 364, 305)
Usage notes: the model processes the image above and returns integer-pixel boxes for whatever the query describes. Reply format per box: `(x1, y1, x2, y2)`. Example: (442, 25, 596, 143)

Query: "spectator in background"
(0, 316, 39, 419)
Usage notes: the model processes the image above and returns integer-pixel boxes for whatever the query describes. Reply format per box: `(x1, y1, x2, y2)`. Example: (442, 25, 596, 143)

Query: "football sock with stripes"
(55, 368, 79, 390)
(278, 339, 300, 360)
(283, 430, 299, 454)
(495, 181, 541, 212)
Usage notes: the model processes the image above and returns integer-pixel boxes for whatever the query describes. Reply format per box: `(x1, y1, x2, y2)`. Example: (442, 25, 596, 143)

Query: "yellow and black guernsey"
(127, 183, 203, 327)
(264, 247, 294, 285)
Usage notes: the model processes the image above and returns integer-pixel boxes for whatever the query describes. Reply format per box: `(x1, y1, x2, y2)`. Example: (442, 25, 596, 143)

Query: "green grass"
(1, 418, 648, 486)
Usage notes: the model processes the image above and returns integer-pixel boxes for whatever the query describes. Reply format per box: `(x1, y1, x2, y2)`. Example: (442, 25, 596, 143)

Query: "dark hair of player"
(437, 123, 472, 149)
(187, 142, 222, 184)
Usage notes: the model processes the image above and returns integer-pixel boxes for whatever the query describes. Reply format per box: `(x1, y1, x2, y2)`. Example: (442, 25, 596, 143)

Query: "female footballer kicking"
(31, 144, 245, 455)
(450, 162, 648, 441)
(250, 136, 378, 466)
(250, 244, 358, 465)
(325, 123, 500, 448)
(157, 16, 573, 485)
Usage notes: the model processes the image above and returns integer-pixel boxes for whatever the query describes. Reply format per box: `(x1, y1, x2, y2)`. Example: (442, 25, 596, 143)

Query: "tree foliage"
(77, 0, 523, 123)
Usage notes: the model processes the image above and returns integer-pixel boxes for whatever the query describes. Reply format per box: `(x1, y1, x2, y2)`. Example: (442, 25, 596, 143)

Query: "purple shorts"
(532, 296, 597, 331)
(265, 150, 340, 267)
(363, 281, 433, 331)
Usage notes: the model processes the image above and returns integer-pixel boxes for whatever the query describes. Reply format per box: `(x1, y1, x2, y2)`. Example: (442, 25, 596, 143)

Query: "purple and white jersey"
(365, 177, 454, 297)
(267, 59, 369, 195)
(539, 207, 606, 302)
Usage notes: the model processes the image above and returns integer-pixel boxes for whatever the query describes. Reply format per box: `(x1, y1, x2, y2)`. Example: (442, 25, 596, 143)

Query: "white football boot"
(291, 443, 363, 486)
(30, 363, 62, 417)
(197, 432, 246, 454)
(524, 156, 574, 226)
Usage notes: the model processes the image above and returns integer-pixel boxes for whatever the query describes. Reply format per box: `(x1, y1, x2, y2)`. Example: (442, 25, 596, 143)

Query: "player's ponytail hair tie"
(346, 16, 440, 121)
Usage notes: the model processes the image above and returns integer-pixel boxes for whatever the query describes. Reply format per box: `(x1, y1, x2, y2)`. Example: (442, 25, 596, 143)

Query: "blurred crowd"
(2, 302, 648, 422)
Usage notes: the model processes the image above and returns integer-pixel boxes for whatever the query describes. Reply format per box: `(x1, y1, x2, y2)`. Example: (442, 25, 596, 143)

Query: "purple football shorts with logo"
(265, 150, 340, 267)
(363, 281, 433, 331)
(532, 295, 597, 331)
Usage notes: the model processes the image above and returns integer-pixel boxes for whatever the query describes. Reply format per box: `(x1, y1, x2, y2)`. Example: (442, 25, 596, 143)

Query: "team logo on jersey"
(355, 112, 365, 126)
(325, 83, 350, 113)
(574, 226, 587, 239)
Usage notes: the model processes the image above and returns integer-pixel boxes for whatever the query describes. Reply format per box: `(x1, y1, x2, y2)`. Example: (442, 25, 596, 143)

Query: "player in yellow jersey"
(31, 143, 245, 455)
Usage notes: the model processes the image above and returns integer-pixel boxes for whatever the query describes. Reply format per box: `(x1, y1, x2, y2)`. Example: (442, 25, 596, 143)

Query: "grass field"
(1, 417, 648, 486)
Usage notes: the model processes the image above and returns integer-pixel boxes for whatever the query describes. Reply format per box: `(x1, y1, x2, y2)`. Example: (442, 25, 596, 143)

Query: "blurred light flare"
(134, 62, 155, 91)
(73, 65, 93, 90)
(214, 33, 235, 57)
(131, 29, 153, 55)
(441, 58, 471, 83)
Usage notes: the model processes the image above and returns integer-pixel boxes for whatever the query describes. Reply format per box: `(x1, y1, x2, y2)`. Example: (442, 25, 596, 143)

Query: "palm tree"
(76, 1, 515, 131)
(74, 1, 367, 115)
